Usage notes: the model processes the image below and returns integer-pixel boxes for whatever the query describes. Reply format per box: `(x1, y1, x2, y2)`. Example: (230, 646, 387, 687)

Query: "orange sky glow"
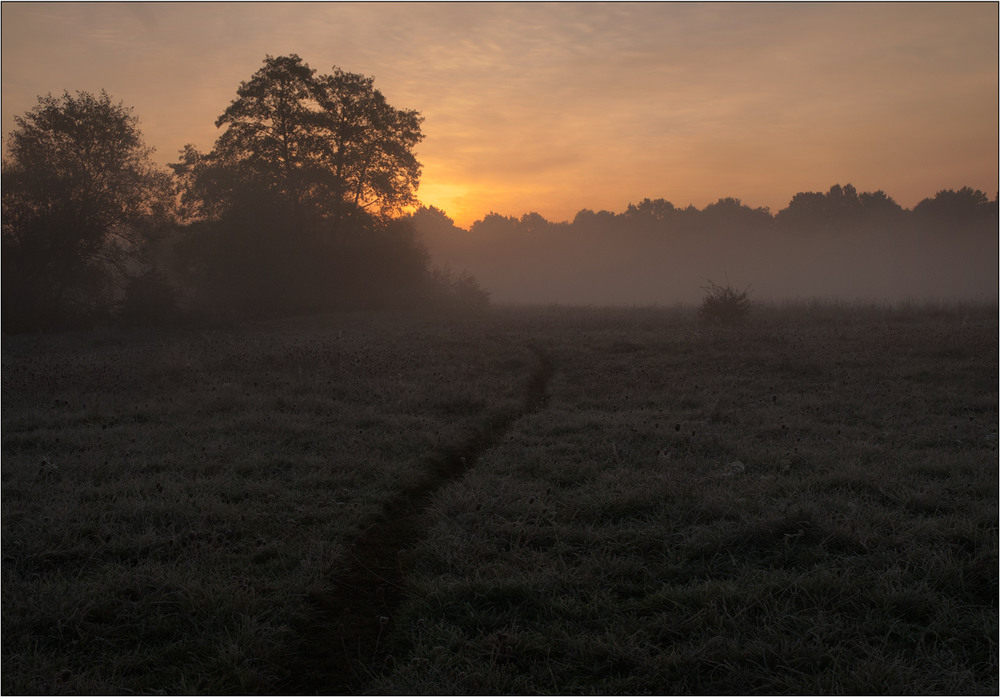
(2, 2, 997, 229)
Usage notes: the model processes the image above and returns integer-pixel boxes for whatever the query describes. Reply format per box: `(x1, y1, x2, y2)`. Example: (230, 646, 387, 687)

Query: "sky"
(2, 1, 997, 229)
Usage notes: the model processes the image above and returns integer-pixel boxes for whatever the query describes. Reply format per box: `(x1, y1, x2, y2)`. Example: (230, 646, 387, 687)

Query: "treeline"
(413, 185, 998, 305)
(3, 53, 996, 332)
(1, 55, 487, 333)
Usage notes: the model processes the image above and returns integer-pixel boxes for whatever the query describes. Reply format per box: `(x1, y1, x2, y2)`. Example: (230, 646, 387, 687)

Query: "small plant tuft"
(699, 278, 753, 323)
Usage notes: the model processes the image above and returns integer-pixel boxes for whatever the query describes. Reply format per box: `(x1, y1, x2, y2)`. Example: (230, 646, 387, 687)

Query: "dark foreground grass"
(2, 312, 532, 694)
(3, 303, 997, 694)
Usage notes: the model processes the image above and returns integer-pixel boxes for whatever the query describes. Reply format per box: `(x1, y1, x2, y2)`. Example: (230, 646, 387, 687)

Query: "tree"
(700, 197, 773, 233)
(470, 212, 519, 238)
(776, 184, 862, 231)
(856, 189, 905, 226)
(775, 190, 827, 230)
(516, 212, 550, 235)
(2, 90, 174, 330)
(211, 54, 323, 226)
(775, 183, 903, 232)
(175, 55, 424, 230)
(168, 55, 429, 316)
(313, 68, 423, 225)
(571, 209, 617, 228)
(624, 198, 677, 223)
(913, 187, 995, 227)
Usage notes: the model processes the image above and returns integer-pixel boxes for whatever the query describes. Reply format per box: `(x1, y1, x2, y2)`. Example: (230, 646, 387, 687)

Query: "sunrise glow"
(2, 2, 997, 230)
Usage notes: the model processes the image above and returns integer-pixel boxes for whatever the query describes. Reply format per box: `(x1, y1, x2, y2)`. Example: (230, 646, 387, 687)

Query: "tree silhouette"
(212, 54, 321, 226)
(571, 209, 618, 228)
(174, 55, 424, 232)
(169, 55, 430, 316)
(913, 187, 995, 227)
(314, 68, 424, 225)
(516, 212, 550, 236)
(775, 190, 828, 231)
(469, 212, 520, 238)
(623, 198, 678, 223)
(2, 90, 173, 330)
(775, 183, 905, 232)
(700, 197, 773, 233)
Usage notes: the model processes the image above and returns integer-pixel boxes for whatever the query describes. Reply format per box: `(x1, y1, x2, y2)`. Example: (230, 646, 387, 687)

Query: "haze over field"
(2, 2, 997, 311)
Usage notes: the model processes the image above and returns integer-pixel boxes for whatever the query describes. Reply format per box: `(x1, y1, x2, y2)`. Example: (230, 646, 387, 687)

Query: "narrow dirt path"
(279, 346, 555, 695)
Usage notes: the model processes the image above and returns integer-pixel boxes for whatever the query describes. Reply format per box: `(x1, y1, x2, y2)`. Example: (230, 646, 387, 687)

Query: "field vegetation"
(2, 302, 997, 694)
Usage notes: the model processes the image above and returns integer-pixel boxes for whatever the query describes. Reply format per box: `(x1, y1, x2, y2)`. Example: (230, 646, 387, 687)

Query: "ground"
(2, 303, 997, 694)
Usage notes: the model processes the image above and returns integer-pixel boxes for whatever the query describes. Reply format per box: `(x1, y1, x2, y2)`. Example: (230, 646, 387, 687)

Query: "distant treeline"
(2, 52, 996, 332)
(413, 184, 998, 305)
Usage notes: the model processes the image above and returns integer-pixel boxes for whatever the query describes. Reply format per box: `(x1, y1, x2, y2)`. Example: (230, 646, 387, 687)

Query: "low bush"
(699, 278, 752, 322)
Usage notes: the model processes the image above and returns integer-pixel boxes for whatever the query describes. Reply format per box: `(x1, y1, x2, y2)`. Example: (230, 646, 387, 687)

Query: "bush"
(428, 268, 491, 313)
(448, 272, 491, 312)
(699, 279, 752, 322)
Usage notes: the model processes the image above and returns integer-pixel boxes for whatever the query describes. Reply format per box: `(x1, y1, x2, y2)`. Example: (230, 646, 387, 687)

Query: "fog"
(414, 190, 998, 306)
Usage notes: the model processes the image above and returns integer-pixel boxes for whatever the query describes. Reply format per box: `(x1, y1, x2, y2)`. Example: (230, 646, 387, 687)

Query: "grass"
(3, 303, 997, 694)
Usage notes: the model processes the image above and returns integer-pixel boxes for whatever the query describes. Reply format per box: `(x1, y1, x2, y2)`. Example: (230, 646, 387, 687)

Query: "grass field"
(2, 303, 997, 694)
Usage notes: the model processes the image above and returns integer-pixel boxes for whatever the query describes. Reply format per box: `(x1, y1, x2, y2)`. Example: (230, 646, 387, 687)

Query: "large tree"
(2, 90, 174, 330)
(775, 183, 904, 232)
(174, 54, 424, 229)
(913, 187, 996, 227)
(169, 55, 431, 316)
(313, 67, 423, 224)
(211, 54, 323, 222)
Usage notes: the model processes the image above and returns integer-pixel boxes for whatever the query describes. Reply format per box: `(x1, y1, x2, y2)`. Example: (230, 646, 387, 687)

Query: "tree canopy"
(913, 187, 995, 226)
(2, 90, 173, 330)
(174, 54, 424, 230)
(165, 55, 432, 317)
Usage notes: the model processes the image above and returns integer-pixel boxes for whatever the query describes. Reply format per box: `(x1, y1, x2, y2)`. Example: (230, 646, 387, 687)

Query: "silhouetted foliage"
(4, 71, 993, 325)
(775, 183, 905, 232)
(211, 54, 321, 226)
(2, 91, 174, 331)
(913, 187, 996, 227)
(403, 206, 491, 312)
(429, 269, 491, 313)
(700, 197, 773, 233)
(174, 55, 423, 229)
(856, 189, 906, 225)
(168, 55, 440, 318)
(699, 279, 753, 322)
(516, 212, 551, 236)
(422, 182, 995, 305)
(313, 67, 424, 224)
(408, 206, 462, 247)
(572, 209, 618, 227)
(624, 198, 677, 222)
(469, 212, 520, 237)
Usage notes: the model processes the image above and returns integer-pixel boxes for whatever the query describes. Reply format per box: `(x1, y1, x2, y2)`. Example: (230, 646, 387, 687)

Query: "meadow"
(2, 302, 997, 694)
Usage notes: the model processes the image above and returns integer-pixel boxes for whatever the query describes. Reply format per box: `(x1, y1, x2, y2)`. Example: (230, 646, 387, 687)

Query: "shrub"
(428, 268, 491, 313)
(699, 279, 752, 322)
(448, 272, 491, 312)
